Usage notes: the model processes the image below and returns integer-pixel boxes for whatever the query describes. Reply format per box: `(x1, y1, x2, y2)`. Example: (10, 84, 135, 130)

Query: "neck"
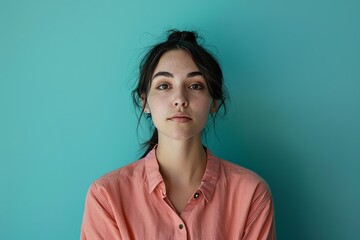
(156, 135, 206, 186)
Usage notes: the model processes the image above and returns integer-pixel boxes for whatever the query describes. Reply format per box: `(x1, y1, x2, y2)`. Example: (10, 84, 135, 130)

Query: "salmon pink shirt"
(81, 147, 276, 239)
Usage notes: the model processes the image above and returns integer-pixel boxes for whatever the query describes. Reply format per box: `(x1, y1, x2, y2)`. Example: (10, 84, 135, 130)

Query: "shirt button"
(194, 192, 200, 199)
(179, 224, 184, 229)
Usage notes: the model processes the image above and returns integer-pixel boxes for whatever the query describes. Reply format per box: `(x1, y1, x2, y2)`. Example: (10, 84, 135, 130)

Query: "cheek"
(193, 97, 213, 111)
(147, 95, 168, 118)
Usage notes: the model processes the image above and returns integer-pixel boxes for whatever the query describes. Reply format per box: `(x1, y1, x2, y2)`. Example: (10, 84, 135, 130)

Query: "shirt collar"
(198, 148, 220, 202)
(144, 147, 164, 194)
(144, 145, 220, 203)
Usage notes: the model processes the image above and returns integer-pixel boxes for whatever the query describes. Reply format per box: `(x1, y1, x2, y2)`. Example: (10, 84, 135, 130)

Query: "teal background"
(1, 0, 359, 239)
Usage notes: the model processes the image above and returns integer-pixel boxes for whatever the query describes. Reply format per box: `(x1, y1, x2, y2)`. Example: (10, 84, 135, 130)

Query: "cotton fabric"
(81, 147, 276, 239)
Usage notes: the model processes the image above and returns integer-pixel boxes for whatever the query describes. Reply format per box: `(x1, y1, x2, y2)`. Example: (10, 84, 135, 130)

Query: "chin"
(160, 130, 202, 142)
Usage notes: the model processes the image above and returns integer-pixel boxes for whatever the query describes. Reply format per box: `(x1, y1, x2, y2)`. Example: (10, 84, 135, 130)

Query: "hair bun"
(167, 30, 198, 43)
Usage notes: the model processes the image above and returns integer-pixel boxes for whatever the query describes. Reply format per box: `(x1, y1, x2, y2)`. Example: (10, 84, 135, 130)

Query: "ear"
(210, 100, 218, 113)
(141, 93, 150, 113)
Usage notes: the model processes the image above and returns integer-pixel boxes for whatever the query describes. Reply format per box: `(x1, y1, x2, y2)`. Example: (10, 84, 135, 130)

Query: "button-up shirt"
(81, 147, 276, 239)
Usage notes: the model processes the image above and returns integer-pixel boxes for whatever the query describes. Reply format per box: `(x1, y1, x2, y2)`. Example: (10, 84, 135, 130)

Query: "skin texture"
(145, 49, 215, 142)
(142, 49, 217, 213)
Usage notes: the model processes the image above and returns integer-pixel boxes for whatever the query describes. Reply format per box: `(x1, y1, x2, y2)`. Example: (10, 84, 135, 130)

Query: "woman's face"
(143, 49, 216, 142)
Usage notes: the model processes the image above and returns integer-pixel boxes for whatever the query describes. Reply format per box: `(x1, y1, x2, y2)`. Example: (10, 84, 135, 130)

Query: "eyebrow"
(152, 71, 202, 79)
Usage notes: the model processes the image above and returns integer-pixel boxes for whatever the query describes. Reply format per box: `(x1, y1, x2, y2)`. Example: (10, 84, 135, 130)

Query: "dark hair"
(132, 29, 228, 158)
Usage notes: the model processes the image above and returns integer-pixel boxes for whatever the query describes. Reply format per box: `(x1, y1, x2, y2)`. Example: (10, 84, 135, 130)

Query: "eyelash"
(189, 83, 203, 90)
(155, 83, 204, 90)
(156, 83, 170, 90)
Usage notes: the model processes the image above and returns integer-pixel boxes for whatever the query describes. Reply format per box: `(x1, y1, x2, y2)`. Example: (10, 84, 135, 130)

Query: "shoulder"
(90, 158, 146, 193)
(219, 159, 263, 182)
(217, 158, 272, 197)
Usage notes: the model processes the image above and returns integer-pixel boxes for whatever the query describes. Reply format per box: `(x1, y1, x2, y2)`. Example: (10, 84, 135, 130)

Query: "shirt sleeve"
(242, 180, 276, 240)
(80, 182, 121, 240)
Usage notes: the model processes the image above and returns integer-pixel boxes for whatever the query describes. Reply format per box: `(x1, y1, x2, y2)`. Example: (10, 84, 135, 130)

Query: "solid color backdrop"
(1, 0, 359, 239)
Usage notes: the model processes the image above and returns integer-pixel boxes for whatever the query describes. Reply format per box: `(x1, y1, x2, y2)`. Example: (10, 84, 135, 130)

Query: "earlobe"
(210, 100, 218, 113)
(140, 93, 150, 113)
(144, 107, 150, 114)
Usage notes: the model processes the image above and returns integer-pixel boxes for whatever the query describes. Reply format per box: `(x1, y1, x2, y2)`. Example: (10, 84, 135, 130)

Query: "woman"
(81, 30, 276, 239)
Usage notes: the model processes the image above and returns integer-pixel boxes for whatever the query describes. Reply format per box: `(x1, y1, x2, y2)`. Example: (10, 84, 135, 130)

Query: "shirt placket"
(158, 185, 203, 239)
(157, 184, 188, 239)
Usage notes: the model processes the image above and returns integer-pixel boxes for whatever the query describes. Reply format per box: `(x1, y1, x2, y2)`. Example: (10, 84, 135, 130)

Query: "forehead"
(153, 49, 199, 74)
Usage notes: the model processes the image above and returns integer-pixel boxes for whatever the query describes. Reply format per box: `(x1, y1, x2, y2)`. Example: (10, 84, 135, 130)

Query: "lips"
(167, 113, 192, 122)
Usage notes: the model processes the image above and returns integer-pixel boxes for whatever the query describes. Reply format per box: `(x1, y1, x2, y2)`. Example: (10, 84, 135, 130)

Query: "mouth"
(168, 116, 192, 123)
(167, 113, 192, 123)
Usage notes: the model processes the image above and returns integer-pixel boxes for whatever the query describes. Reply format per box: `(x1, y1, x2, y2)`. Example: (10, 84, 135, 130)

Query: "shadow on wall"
(201, 19, 354, 238)
(218, 98, 319, 240)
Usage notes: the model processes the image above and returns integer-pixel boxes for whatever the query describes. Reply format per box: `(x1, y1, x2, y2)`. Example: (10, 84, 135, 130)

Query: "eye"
(189, 83, 204, 90)
(156, 83, 170, 90)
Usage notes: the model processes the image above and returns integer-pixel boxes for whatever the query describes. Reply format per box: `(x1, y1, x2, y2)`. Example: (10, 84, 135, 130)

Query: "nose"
(173, 88, 189, 108)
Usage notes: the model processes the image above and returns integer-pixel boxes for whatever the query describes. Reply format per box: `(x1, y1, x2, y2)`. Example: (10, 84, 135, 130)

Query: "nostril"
(174, 101, 187, 107)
